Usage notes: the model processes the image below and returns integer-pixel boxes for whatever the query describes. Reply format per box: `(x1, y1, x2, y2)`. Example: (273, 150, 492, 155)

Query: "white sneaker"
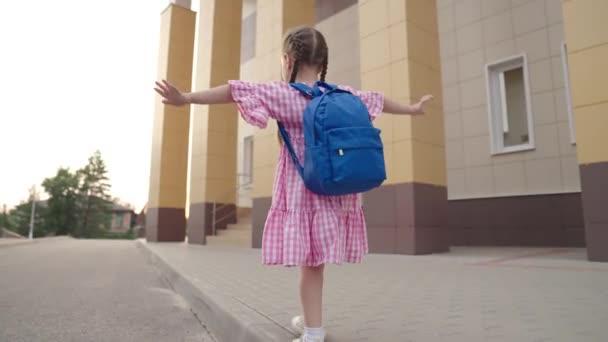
(292, 337, 323, 342)
(291, 315, 304, 335)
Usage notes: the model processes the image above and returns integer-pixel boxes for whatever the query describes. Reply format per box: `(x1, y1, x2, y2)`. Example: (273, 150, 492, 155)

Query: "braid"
(320, 55, 328, 82)
(283, 27, 329, 84)
(280, 27, 330, 146)
(289, 36, 303, 83)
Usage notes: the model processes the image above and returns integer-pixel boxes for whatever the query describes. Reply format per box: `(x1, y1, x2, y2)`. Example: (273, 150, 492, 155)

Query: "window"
(240, 7, 256, 63)
(561, 42, 576, 144)
(485, 54, 535, 154)
(243, 136, 254, 185)
(114, 213, 124, 227)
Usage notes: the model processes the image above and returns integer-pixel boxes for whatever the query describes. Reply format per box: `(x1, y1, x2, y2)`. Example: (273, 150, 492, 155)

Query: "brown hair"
(282, 26, 329, 83)
(278, 27, 329, 145)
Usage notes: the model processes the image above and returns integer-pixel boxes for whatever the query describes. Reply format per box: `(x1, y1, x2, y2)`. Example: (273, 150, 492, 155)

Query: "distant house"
(134, 204, 147, 238)
(109, 203, 136, 233)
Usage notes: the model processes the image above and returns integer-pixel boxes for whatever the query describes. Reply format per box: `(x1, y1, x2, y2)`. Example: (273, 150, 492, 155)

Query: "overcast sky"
(0, 1, 194, 211)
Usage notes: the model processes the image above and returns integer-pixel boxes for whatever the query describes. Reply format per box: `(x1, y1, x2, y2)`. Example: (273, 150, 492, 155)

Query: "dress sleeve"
(339, 85, 385, 121)
(228, 80, 276, 128)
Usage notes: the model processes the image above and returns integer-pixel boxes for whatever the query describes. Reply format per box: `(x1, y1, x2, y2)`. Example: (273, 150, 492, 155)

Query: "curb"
(0, 236, 70, 249)
(136, 239, 296, 342)
(0, 239, 33, 248)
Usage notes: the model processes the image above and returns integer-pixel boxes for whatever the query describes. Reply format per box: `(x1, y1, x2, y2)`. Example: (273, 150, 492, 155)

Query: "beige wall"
(438, 0, 580, 199)
(236, 1, 360, 207)
(248, 0, 315, 199)
(236, 1, 257, 208)
(359, 0, 446, 187)
(237, 59, 256, 208)
(249, 0, 282, 199)
(241, 0, 445, 200)
(148, 4, 195, 209)
(563, 0, 608, 165)
(188, 0, 242, 207)
(315, 4, 361, 88)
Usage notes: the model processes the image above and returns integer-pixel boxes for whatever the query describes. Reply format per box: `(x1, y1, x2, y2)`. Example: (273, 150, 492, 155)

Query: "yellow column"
(187, 0, 242, 244)
(250, 0, 315, 247)
(147, 2, 195, 242)
(562, 0, 608, 261)
(359, 0, 447, 254)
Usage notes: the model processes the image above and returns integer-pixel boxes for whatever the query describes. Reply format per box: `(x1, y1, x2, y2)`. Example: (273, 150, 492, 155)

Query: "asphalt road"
(0, 238, 216, 342)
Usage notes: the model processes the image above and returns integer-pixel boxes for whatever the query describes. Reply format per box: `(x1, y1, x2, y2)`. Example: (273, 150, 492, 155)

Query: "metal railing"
(211, 173, 252, 236)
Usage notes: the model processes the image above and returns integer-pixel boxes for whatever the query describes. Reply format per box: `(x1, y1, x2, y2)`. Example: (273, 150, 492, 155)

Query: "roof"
(111, 203, 134, 212)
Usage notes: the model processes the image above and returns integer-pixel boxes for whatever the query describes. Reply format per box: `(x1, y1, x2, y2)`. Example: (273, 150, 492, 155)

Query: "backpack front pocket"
(326, 127, 386, 185)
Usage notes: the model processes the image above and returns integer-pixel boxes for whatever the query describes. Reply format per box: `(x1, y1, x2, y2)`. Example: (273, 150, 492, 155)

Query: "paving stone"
(141, 242, 608, 341)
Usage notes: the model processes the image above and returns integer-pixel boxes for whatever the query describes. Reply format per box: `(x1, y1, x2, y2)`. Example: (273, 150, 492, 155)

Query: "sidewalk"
(137, 240, 608, 342)
(0, 238, 33, 248)
(0, 236, 69, 248)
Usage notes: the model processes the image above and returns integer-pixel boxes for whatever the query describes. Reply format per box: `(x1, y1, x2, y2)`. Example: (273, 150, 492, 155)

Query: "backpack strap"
(289, 82, 322, 97)
(277, 122, 305, 178)
(313, 81, 337, 93)
(281, 83, 313, 178)
(282, 82, 329, 178)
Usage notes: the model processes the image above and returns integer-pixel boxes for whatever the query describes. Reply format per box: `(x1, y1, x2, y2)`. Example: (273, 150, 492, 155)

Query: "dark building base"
(146, 207, 186, 242)
(187, 202, 237, 244)
(580, 162, 608, 261)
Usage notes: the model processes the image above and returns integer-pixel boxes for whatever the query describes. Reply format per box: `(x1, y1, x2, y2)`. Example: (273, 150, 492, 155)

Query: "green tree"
(0, 204, 11, 229)
(8, 200, 48, 237)
(42, 168, 80, 236)
(77, 150, 112, 237)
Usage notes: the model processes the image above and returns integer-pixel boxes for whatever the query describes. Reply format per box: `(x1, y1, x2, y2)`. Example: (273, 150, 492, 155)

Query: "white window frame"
(561, 41, 576, 145)
(242, 136, 254, 186)
(485, 53, 536, 155)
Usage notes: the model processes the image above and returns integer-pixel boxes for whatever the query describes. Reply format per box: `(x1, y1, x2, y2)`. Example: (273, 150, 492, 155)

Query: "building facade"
(439, 0, 583, 247)
(109, 203, 136, 233)
(146, 0, 608, 261)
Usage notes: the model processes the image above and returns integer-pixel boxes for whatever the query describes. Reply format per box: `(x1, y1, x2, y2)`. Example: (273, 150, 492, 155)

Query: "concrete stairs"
(205, 208, 252, 248)
(2, 228, 25, 239)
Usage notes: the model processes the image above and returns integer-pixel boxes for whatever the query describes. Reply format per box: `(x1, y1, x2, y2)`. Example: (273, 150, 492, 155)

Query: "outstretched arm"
(382, 95, 433, 115)
(154, 80, 234, 106)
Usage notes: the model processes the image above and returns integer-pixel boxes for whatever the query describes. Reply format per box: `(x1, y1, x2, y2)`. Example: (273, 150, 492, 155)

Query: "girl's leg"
(300, 264, 325, 328)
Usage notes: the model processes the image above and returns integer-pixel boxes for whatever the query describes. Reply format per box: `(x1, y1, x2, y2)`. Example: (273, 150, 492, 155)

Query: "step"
(236, 216, 252, 225)
(236, 207, 252, 224)
(205, 234, 251, 248)
(216, 228, 251, 239)
(236, 207, 252, 218)
(226, 223, 252, 231)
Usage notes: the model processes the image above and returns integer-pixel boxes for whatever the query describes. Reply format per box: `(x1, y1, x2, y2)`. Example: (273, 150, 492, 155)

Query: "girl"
(155, 26, 432, 342)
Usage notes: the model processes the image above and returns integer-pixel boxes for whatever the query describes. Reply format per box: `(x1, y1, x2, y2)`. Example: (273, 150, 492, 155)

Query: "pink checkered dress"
(229, 80, 384, 266)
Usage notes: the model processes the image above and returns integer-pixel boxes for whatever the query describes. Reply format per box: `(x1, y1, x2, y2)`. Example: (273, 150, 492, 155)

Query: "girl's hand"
(413, 94, 433, 114)
(154, 80, 189, 106)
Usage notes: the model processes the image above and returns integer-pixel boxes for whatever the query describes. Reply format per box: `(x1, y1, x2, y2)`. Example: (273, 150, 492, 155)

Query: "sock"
(303, 327, 325, 341)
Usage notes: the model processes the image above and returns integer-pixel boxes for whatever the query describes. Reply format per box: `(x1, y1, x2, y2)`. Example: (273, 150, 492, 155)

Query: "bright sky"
(0, 1, 192, 211)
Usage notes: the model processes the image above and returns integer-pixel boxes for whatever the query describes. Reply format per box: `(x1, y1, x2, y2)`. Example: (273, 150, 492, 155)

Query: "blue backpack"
(277, 81, 386, 196)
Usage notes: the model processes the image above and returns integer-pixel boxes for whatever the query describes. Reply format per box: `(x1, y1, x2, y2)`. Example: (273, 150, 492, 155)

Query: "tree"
(0, 204, 11, 229)
(42, 168, 80, 236)
(8, 200, 48, 238)
(76, 150, 112, 237)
